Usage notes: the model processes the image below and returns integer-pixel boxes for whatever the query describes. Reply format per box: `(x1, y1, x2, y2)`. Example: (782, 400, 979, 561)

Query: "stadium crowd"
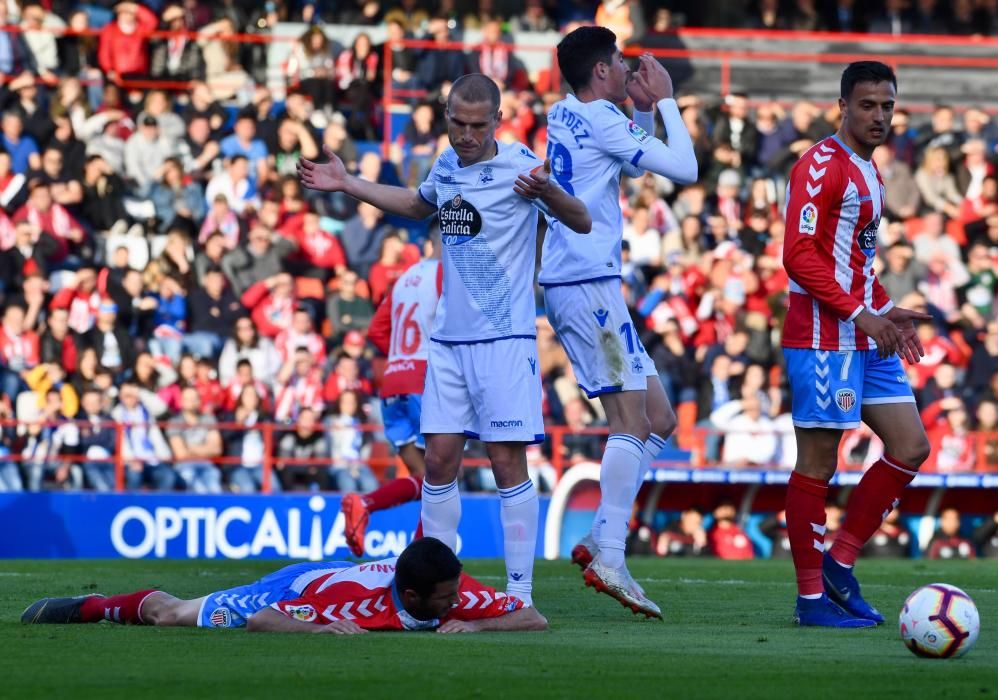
(0, 0, 995, 501)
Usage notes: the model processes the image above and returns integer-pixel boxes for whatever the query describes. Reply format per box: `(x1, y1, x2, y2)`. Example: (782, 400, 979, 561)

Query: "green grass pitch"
(3, 558, 995, 699)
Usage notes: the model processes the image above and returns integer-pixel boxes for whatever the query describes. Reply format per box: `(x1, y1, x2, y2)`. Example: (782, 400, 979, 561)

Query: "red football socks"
(786, 472, 829, 597)
(81, 589, 158, 624)
(830, 454, 917, 567)
(363, 476, 423, 513)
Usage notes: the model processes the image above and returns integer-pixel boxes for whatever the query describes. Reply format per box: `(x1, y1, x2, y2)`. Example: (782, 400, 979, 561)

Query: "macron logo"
(593, 309, 609, 327)
(490, 419, 524, 428)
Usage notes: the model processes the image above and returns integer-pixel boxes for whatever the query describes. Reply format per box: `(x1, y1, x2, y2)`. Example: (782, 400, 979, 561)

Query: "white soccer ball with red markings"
(899, 583, 980, 659)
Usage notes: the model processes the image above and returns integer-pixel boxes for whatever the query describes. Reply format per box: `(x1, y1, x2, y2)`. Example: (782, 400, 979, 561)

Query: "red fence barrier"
(2, 418, 994, 494)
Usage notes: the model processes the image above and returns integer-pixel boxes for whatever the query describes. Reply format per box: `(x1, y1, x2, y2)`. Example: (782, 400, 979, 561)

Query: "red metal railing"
(2, 418, 994, 493)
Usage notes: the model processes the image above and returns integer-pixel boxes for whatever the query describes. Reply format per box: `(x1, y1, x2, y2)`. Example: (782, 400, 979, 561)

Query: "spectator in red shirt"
(274, 304, 326, 367)
(0, 302, 40, 400)
(274, 346, 324, 422)
(38, 307, 77, 375)
(708, 502, 754, 560)
(908, 320, 966, 391)
(928, 508, 976, 560)
(192, 356, 224, 415)
(279, 210, 347, 282)
(240, 273, 297, 338)
(923, 397, 976, 473)
(98, 1, 158, 84)
(367, 230, 414, 307)
(473, 20, 529, 91)
(13, 182, 86, 266)
(221, 358, 271, 412)
(323, 353, 372, 405)
(49, 264, 101, 334)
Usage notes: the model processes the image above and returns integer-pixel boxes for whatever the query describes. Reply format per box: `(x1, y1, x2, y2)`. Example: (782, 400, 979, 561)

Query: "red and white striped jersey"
(367, 259, 442, 398)
(0, 325, 39, 372)
(782, 135, 895, 351)
(274, 329, 327, 366)
(270, 557, 523, 631)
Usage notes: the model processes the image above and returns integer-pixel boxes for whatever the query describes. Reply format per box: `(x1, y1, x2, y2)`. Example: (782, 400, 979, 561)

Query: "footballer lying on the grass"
(21, 538, 548, 634)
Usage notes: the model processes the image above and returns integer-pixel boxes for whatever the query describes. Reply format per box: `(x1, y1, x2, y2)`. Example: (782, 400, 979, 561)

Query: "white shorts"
(544, 278, 657, 399)
(421, 337, 545, 444)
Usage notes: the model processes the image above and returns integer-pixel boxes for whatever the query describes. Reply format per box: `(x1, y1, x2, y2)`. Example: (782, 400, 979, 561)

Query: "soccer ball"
(899, 583, 980, 659)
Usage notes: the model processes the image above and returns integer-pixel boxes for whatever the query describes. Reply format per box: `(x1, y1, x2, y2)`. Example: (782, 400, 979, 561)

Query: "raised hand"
(626, 59, 655, 111)
(630, 53, 674, 102)
(513, 158, 552, 200)
(297, 145, 349, 193)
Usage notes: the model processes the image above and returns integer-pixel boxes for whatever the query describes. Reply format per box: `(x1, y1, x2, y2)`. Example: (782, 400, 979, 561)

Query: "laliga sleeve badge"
(625, 120, 651, 144)
(287, 604, 317, 622)
(799, 202, 818, 235)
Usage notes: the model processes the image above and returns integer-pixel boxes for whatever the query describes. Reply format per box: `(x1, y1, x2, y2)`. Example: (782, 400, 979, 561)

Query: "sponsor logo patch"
(490, 419, 524, 428)
(209, 607, 231, 627)
(439, 194, 483, 245)
(625, 120, 651, 144)
(286, 605, 317, 622)
(799, 202, 818, 235)
(858, 219, 878, 257)
(835, 388, 857, 412)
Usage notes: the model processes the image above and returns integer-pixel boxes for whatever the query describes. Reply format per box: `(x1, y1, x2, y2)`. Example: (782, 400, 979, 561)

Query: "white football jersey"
(418, 141, 543, 344)
(539, 94, 655, 286)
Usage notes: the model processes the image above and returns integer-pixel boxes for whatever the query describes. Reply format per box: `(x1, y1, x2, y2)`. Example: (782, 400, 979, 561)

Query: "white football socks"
(420, 479, 461, 552)
(597, 434, 644, 569)
(590, 434, 667, 546)
(635, 433, 667, 498)
(499, 479, 538, 606)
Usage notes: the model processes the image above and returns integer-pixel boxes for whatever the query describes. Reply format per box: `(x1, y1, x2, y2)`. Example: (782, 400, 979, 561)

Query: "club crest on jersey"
(799, 202, 818, 235)
(835, 388, 857, 412)
(439, 194, 483, 246)
(858, 220, 878, 257)
(631, 356, 644, 374)
(209, 607, 231, 627)
(626, 120, 651, 144)
(477, 166, 494, 186)
(286, 605, 317, 622)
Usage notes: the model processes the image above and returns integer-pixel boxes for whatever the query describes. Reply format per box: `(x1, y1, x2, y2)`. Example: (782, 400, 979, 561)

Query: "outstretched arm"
(246, 607, 368, 634)
(298, 145, 436, 221)
(437, 606, 549, 633)
(514, 159, 591, 234)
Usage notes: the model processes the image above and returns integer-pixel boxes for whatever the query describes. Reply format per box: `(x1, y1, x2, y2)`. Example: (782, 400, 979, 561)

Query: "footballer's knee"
(649, 403, 677, 440)
(423, 451, 459, 484)
(486, 443, 529, 488)
(609, 408, 651, 442)
(890, 436, 930, 471)
(423, 439, 462, 484)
